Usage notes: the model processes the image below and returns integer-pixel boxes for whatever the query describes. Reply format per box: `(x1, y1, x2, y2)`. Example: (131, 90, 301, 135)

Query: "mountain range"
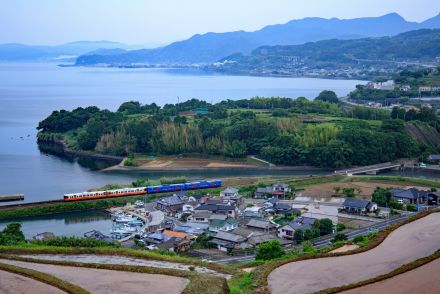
(75, 12, 440, 65)
(0, 41, 145, 61)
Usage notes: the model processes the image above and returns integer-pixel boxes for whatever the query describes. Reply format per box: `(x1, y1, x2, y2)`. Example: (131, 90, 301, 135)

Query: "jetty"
(335, 162, 401, 176)
(0, 194, 24, 202)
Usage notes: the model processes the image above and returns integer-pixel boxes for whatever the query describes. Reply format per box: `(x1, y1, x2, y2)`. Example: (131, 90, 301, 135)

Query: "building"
(194, 203, 236, 218)
(188, 211, 212, 223)
(390, 188, 427, 204)
(419, 86, 432, 92)
(277, 217, 317, 240)
(428, 154, 440, 164)
(342, 199, 378, 214)
(156, 195, 184, 216)
(211, 231, 247, 252)
(255, 183, 290, 199)
(220, 187, 239, 199)
(208, 214, 238, 232)
(245, 219, 277, 233)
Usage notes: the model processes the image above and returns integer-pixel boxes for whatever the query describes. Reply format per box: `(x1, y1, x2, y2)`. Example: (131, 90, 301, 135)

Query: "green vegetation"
(37, 93, 436, 168)
(255, 240, 285, 261)
(30, 236, 120, 248)
(0, 194, 160, 220)
(0, 223, 25, 245)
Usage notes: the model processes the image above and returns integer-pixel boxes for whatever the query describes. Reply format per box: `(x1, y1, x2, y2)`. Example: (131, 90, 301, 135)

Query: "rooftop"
(157, 195, 184, 206)
(213, 231, 246, 243)
(343, 198, 372, 209)
(246, 219, 277, 229)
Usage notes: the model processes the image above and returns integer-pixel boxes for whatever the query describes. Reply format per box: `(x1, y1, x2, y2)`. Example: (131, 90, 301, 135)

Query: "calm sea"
(0, 62, 366, 204)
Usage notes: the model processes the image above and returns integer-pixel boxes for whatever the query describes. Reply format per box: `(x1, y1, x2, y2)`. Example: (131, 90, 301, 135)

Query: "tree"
(294, 229, 304, 243)
(255, 240, 285, 261)
(0, 223, 25, 245)
(315, 90, 339, 103)
(315, 218, 333, 236)
(332, 233, 348, 243)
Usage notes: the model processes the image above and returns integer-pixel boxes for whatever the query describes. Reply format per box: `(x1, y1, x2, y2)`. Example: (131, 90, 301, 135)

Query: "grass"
(0, 254, 228, 294)
(0, 261, 90, 294)
(351, 175, 440, 187)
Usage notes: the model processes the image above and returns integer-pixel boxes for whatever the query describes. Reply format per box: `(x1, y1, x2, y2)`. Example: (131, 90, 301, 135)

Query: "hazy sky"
(1, 0, 439, 46)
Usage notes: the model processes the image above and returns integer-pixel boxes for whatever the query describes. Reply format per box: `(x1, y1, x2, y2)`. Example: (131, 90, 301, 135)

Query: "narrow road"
(268, 213, 440, 294)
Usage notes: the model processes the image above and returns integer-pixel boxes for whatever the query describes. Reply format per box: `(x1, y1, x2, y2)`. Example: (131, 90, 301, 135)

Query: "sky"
(1, 0, 439, 46)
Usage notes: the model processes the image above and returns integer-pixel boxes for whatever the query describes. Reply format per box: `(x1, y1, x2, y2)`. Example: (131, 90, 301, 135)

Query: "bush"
(159, 176, 187, 185)
(332, 233, 348, 243)
(30, 236, 120, 248)
(406, 204, 417, 212)
(301, 241, 315, 253)
(123, 154, 138, 167)
(336, 223, 346, 232)
(0, 223, 25, 245)
(255, 240, 285, 261)
(353, 235, 365, 243)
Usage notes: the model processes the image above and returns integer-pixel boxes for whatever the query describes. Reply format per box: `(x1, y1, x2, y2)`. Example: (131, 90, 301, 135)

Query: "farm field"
(268, 213, 440, 294)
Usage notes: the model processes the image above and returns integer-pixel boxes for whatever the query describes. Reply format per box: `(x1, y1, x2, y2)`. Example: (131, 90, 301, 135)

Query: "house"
(188, 211, 212, 223)
(342, 198, 378, 214)
(162, 229, 195, 241)
(428, 192, 440, 206)
(33, 232, 55, 241)
(208, 214, 238, 232)
(188, 194, 207, 203)
(243, 206, 265, 219)
(194, 203, 237, 218)
(390, 188, 427, 204)
(156, 195, 184, 216)
(263, 197, 279, 208)
(211, 231, 247, 252)
(419, 86, 432, 92)
(174, 191, 188, 201)
(255, 184, 290, 199)
(182, 202, 197, 213)
(220, 187, 239, 199)
(428, 154, 440, 164)
(245, 219, 277, 232)
(277, 217, 317, 240)
(273, 203, 299, 215)
(247, 234, 278, 247)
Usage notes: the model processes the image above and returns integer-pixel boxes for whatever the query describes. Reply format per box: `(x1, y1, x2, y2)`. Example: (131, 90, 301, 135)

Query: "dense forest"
(37, 92, 439, 168)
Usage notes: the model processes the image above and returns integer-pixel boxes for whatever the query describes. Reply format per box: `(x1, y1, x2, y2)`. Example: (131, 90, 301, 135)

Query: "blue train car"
(146, 179, 222, 194)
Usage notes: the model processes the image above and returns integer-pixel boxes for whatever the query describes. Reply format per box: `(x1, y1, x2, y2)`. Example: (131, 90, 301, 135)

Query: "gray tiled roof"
(343, 198, 371, 209)
(246, 219, 277, 229)
(157, 195, 184, 206)
(213, 231, 246, 243)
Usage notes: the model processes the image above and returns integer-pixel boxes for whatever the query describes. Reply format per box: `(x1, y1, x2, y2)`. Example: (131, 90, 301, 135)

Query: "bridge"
(335, 162, 401, 176)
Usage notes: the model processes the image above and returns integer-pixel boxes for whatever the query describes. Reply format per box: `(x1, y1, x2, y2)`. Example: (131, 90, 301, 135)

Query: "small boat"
(115, 215, 138, 223)
(126, 220, 144, 227)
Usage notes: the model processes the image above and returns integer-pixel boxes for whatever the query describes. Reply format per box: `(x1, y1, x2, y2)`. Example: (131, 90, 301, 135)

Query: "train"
(63, 179, 222, 201)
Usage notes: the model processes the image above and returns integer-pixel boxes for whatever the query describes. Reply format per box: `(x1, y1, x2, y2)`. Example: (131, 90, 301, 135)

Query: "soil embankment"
(0, 259, 189, 294)
(268, 213, 440, 294)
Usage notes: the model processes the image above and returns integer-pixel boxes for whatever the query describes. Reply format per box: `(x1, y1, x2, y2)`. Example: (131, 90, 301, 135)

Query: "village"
(91, 180, 440, 262)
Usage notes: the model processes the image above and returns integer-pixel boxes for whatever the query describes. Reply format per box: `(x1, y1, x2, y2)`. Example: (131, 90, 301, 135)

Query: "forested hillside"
(37, 93, 439, 168)
(216, 29, 440, 74)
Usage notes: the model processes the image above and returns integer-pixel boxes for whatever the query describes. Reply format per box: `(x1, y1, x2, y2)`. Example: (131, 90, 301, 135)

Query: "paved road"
(268, 213, 440, 294)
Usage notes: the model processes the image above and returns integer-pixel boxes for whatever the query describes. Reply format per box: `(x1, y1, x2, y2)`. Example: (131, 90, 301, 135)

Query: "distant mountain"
(76, 13, 440, 65)
(214, 29, 440, 77)
(0, 41, 137, 61)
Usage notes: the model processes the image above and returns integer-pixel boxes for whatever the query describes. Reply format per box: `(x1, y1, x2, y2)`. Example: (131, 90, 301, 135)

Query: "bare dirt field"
(111, 155, 263, 170)
(299, 181, 429, 199)
(329, 244, 359, 254)
(0, 269, 66, 294)
(0, 259, 189, 294)
(268, 213, 440, 294)
(341, 257, 440, 294)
